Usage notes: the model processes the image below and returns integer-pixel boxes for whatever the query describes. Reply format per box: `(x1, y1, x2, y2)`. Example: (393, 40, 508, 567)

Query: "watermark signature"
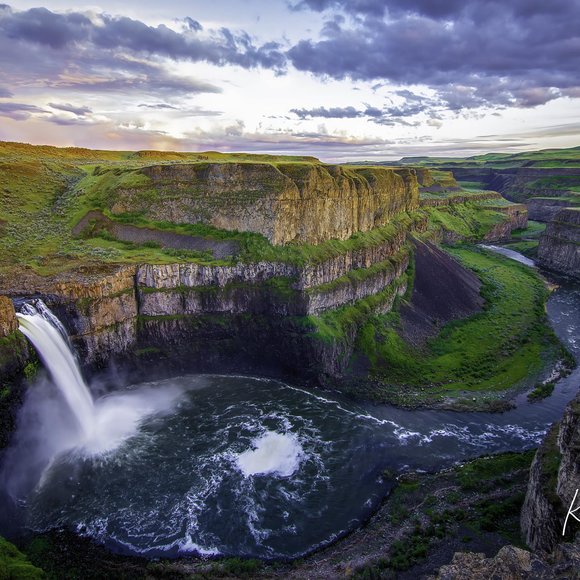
(563, 488, 580, 537)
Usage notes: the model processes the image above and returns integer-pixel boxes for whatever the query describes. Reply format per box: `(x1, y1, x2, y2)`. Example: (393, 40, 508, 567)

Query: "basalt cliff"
(90, 162, 419, 245)
(538, 208, 580, 278)
(433, 392, 580, 579)
(0, 143, 530, 420)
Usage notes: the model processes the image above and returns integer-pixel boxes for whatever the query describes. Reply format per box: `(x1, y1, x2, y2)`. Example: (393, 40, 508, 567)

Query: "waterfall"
(16, 301, 96, 439)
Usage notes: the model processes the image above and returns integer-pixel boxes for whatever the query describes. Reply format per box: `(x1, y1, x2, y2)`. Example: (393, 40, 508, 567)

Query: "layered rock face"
(528, 198, 579, 222)
(522, 393, 580, 552)
(488, 167, 580, 202)
(538, 209, 580, 278)
(0, 296, 17, 337)
(484, 203, 528, 241)
(419, 191, 503, 207)
(2, 222, 413, 384)
(435, 166, 580, 202)
(106, 163, 419, 244)
(0, 296, 29, 378)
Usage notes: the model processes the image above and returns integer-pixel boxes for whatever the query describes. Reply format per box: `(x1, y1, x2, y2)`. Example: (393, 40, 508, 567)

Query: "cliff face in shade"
(537, 208, 580, 278)
(527, 198, 579, 222)
(105, 163, 420, 245)
(0, 296, 30, 449)
(0, 219, 412, 383)
(400, 239, 484, 346)
(521, 393, 580, 552)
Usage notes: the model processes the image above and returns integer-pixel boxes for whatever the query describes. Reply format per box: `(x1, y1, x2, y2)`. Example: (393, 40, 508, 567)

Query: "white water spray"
(16, 303, 96, 439)
(14, 300, 186, 456)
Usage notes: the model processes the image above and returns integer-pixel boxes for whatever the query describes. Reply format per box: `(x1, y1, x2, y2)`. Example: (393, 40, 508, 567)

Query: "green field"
(400, 145, 580, 169)
(0, 144, 328, 276)
(348, 246, 563, 408)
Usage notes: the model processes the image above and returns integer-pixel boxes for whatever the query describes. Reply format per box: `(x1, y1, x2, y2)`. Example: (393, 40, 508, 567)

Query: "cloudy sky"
(1, 0, 579, 161)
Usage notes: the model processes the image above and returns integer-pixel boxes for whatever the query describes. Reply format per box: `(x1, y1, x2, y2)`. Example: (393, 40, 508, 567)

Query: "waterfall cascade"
(13, 300, 186, 456)
(16, 300, 96, 439)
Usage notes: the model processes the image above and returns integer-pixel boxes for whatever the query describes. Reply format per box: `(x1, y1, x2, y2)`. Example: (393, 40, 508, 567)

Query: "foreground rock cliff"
(538, 208, 580, 278)
(433, 392, 580, 579)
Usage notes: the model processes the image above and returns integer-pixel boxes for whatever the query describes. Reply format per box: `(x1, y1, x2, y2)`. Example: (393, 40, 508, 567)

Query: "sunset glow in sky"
(1, 0, 579, 161)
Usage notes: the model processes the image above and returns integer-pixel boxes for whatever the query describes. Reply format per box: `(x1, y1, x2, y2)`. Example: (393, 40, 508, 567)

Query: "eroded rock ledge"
(538, 208, 580, 278)
(97, 163, 420, 244)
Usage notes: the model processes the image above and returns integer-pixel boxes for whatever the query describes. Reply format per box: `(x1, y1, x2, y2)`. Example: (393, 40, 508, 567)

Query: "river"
(1, 248, 578, 559)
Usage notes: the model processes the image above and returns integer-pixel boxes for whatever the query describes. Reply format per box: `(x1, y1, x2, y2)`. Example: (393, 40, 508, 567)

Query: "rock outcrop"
(483, 203, 528, 241)
(538, 209, 580, 278)
(528, 198, 580, 222)
(436, 392, 580, 579)
(419, 191, 503, 207)
(99, 163, 420, 245)
(0, 297, 17, 337)
(521, 392, 580, 552)
(0, 296, 28, 378)
(434, 545, 553, 579)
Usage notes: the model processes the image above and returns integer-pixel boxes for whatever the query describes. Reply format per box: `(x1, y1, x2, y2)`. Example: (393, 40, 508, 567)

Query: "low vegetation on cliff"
(348, 246, 563, 409)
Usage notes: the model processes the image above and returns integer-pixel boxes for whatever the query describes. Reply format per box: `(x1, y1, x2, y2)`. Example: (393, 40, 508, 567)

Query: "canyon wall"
(0, 220, 413, 385)
(483, 203, 528, 241)
(527, 198, 577, 222)
(99, 163, 420, 245)
(537, 208, 580, 278)
(0, 296, 28, 378)
(521, 392, 580, 552)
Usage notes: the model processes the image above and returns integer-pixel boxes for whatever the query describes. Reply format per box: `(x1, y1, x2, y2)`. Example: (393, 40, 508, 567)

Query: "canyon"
(1, 142, 579, 579)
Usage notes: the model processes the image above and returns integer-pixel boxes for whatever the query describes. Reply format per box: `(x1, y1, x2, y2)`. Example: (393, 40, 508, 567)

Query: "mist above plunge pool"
(4, 369, 578, 559)
(3, 270, 580, 560)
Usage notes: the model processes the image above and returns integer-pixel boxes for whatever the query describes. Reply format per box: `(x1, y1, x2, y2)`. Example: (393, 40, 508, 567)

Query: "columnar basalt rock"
(419, 191, 503, 207)
(483, 204, 528, 241)
(0, 296, 18, 337)
(521, 393, 580, 553)
(538, 208, 580, 278)
(107, 163, 420, 245)
(0, 295, 29, 378)
(527, 197, 579, 222)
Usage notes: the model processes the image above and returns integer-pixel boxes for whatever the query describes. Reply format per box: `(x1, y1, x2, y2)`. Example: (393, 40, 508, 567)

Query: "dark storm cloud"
(291, 95, 434, 124)
(48, 102, 92, 116)
(0, 5, 285, 70)
(289, 0, 580, 110)
(0, 25, 222, 99)
(0, 101, 45, 120)
(293, 0, 574, 20)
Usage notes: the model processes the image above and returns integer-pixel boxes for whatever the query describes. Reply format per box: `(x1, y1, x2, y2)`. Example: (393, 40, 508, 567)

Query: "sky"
(0, 0, 579, 161)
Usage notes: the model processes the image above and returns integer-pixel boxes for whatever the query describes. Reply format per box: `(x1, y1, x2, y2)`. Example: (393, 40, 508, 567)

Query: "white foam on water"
(177, 536, 220, 556)
(16, 304, 189, 460)
(236, 430, 303, 477)
(80, 385, 187, 455)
